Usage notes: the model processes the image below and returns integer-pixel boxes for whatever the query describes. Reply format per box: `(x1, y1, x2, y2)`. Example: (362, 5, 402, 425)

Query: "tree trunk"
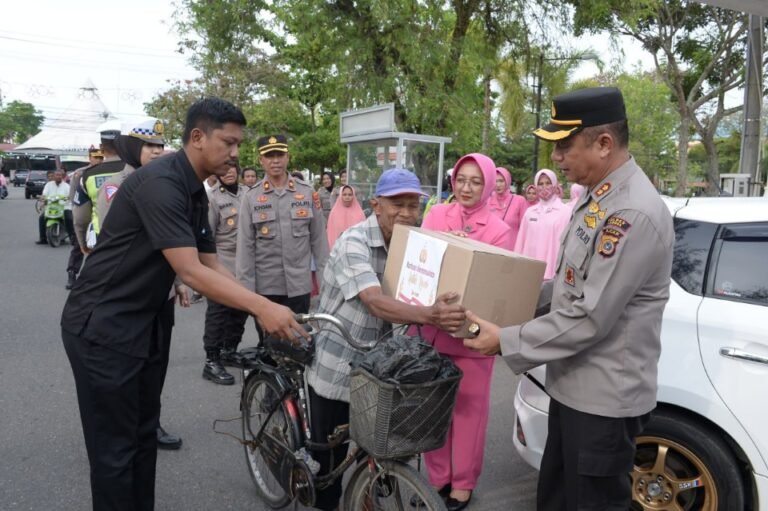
(675, 114, 690, 197)
(482, 70, 491, 152)
(701, 134, 720, 197)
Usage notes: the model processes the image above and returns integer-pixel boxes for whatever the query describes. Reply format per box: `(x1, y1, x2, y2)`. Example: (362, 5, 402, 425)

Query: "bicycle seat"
(263, 326, 314, 366)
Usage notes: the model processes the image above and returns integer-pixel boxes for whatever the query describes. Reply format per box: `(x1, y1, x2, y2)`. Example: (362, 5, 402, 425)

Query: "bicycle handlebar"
(294, 312, 370, 351)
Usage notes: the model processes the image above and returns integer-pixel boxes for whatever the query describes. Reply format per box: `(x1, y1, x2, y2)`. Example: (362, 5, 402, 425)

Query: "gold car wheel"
(632, 435, 718, 511)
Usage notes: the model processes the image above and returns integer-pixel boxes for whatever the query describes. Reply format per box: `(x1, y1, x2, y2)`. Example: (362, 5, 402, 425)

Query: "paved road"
(0, 184, 537, 510)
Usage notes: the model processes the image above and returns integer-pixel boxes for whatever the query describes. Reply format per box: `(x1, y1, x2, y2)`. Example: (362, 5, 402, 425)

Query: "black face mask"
(113, 135, 144, 168)
(219, 176, 240, 194)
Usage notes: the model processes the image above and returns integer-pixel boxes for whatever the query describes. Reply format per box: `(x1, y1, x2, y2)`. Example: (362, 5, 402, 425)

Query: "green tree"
(568, 0, 757, 196)
(0, 100, 44, 143)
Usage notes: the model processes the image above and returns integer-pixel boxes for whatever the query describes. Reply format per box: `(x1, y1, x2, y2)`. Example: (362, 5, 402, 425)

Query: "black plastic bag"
(351, 335, 460, 384)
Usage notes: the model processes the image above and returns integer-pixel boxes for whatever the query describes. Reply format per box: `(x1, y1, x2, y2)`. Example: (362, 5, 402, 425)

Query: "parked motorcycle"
(37, 195, 69, 247)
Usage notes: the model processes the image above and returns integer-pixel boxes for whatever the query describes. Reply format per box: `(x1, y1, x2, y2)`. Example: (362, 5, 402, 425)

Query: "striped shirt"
(306, 213, 392, 402)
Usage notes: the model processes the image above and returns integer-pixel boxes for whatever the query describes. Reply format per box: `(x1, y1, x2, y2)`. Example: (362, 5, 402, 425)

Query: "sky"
(0, 0, 198, 127)
(0, 1, 665, 132)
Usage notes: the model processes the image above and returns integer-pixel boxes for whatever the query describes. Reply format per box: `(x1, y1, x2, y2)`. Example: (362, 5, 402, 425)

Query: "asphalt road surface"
(0, 184, 537, 510)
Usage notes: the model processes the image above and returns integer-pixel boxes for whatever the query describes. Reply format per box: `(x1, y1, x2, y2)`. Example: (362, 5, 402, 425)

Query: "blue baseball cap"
(375, 168, 428, 197)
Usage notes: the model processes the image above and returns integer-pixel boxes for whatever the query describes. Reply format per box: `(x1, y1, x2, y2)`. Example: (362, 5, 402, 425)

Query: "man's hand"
(256, 302, 310, 344)
(429, 291, 466, 332)
(462, 310, 501, 355)
(175, 285, 191, 307)
(81, 246, 92, 255)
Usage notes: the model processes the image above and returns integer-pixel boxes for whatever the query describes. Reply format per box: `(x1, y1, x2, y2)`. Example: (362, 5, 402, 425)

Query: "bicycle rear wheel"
(242, 373, 301, 509)
(343, 459, 447, 511)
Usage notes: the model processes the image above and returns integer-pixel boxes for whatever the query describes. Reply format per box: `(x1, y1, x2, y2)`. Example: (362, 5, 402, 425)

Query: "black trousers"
(537, 399, 650, 511)
(67, 242, 84, 274)
(254, 294, 310, 343)
(202, 299, 248, 355)
(308, 385, 350, 511)
(62, 301, 174, 511)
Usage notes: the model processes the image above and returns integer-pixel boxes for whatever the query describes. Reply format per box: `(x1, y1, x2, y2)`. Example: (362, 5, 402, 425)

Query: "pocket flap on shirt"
(252, 210, 276, 223)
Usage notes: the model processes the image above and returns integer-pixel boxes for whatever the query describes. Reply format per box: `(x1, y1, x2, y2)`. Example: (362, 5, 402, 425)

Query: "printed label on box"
(395, 231, 448, 306)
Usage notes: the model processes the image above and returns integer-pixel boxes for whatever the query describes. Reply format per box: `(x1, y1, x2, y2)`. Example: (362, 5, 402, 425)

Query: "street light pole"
(532, 53, 544, 177)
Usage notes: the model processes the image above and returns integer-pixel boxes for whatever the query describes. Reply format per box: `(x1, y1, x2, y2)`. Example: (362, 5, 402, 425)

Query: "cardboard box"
(382, 224, 546, 337)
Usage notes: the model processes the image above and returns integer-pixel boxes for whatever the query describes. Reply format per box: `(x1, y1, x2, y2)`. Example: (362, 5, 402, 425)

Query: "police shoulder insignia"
(597, 228, 622, 258)
(605, 216, 632, 232)
(263, 182, 271, 192)
(595, 183, 611, 197)
(287, 179, 296, 191)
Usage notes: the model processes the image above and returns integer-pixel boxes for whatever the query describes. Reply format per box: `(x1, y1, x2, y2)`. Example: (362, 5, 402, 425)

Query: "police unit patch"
(260, 226, 270, 235)
(296, 208, 308, 218)
(227, 218, 235, 226)
(105, 184, 118, 202)
(598, 229, 622, 258)
(605, 216, 632, 232)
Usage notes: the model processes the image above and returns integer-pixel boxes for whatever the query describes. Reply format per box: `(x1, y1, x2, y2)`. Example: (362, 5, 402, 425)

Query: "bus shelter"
(340, 104, 451, 213)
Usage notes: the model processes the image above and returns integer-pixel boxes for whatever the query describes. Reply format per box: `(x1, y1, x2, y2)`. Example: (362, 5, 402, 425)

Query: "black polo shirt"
(61, 150, 216, 358)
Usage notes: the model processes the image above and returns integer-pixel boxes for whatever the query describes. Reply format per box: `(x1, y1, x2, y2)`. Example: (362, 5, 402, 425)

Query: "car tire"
(632, 409, 745, 511)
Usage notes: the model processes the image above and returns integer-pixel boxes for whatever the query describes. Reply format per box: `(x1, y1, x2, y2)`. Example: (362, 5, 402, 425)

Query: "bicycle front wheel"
(241, 373, 301, 509)
(343, 459, 447, 511)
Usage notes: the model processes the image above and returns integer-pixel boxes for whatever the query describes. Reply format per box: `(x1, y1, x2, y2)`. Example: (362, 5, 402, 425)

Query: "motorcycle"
(37, 195, 69, 247)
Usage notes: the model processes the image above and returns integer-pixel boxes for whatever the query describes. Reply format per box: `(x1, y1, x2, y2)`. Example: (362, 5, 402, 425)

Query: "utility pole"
(738, 14, 764, 196)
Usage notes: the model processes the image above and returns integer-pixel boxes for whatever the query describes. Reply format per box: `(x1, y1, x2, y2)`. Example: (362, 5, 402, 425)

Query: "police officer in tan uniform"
(465, 87, 674, 511)
(202, 164, 249, 384)
(236, 135, 329, 340)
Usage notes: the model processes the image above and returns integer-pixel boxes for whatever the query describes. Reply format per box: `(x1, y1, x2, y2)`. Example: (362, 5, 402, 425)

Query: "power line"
(0, 31, 184, 59)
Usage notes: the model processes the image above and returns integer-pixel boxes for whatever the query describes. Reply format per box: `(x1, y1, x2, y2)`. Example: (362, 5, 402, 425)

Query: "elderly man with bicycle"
(297, 168, 466, 511)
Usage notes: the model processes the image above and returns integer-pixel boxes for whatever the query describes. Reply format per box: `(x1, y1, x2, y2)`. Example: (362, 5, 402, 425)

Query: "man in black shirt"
(61, 97, 306, 511)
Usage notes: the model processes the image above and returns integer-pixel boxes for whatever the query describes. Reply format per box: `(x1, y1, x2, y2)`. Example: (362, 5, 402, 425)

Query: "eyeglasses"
(454, 177, 484, 189)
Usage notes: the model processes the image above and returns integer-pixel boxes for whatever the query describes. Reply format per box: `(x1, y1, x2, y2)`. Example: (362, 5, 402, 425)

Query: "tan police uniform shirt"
(236, 177, 329, 297)
(96, 164, 135, 225)
(207, 183, 245, 274)
(500, 157, 674, 418)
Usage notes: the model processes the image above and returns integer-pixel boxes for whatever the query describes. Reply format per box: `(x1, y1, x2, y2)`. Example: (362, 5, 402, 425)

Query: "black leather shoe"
(410, 484, 451, 507)
(65, 271, 76, 290)
(203, 359, 235, 385)
(157, 425, 182, 450)
(220, 348, 246, 368)
(445, 492, 472, 511)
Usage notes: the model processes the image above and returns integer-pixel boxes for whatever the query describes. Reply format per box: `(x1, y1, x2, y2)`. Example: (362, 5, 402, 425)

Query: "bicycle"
(239, 312, 460, 510)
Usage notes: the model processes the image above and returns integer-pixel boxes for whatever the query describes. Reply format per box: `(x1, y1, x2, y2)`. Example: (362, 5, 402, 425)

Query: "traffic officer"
(64, 146, 103, 289)
(464, 87, 674, 510)
(61, 98, 307, 511)
(95, 118, 184, 450)
(202, 164, 249, 385)
(236, 134, 329, 340)
(72, 122, 125, 254)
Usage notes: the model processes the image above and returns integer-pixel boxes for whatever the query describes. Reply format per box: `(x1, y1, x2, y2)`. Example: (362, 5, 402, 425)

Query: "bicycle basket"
(349, 367, 462, 459)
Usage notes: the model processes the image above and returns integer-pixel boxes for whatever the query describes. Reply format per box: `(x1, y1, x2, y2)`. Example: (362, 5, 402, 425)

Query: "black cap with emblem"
(534, 87, 626, 142)
(257, 134, 289, 155)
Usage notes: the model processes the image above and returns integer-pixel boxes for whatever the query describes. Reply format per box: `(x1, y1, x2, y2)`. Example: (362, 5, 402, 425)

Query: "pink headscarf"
(326, 185, 365, 249)
(489, 166, 527, 248)
(524, 184, 538, 209)
(514, 168, 570, 279)
(566, 183, 586, 212)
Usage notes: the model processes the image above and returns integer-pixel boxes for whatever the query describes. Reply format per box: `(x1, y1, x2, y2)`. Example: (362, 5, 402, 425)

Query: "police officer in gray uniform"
(236, 135, 329, 340)
(202, 164, 249, 384)
(464, 87, 674, 510)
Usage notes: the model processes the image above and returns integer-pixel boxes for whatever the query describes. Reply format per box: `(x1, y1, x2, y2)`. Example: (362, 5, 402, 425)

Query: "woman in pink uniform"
(488, 166, 527, 248)
(524, 184, 538, 209)
(325, 185, 365, 249)
(418, 153, 512, 510)
(514, 168, 570, 279)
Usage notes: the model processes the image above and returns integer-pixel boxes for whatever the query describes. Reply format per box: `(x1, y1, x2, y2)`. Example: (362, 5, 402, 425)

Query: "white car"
(513, 197, 768, 510)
